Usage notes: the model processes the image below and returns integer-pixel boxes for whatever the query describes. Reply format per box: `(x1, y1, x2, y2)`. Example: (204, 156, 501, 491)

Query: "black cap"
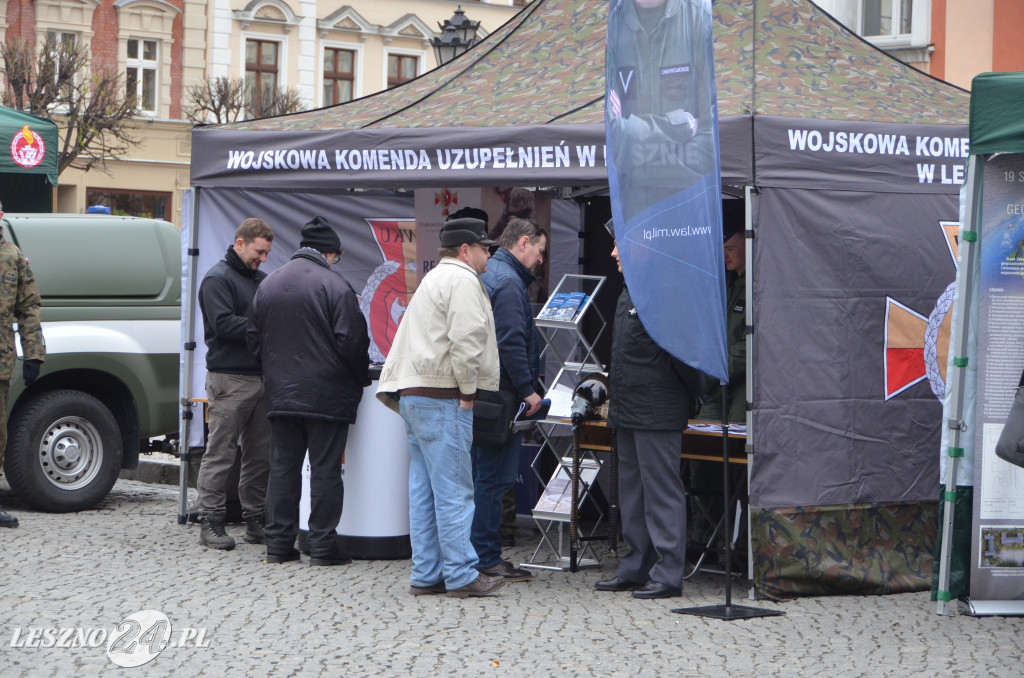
(722, 200, 744, 242)
(440, 218, 497, 248)
(300, 216, 342, 254)
(448, 206, 489, 227)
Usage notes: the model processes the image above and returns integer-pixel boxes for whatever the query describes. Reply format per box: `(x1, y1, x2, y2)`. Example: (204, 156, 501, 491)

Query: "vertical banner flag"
(605, 0, 728, 381)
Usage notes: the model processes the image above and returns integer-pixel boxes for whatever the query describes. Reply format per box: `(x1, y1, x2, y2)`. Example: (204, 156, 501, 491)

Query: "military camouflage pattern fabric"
(0, 235, 44, 467)
(0, 237, 44, 378)
(751, 501, 938, 599)
(221, 0, 966, 133)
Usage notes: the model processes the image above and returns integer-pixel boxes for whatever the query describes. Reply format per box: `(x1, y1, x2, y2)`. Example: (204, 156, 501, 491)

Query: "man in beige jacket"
(377, 217, 505, 599)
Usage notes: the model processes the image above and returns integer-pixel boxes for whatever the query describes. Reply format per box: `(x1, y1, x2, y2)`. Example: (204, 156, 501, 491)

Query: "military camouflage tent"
(189, 0, 970, 597)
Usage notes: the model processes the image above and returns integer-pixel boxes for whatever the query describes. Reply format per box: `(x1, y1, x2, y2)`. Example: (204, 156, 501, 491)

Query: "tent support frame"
(936, 154, 982, 615)
(177, 187, 203, 524)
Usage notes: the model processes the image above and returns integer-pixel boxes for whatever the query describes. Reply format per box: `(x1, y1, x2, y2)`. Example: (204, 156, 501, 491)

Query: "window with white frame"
(387, 54, 418, 89)
(818, 0, 929, 51)
(45, 30, 78, 77)
(860, 0, 912, 39)
(323, 47, 355, 105)
(126, 38, 158, 113)
(246, 39, 279, 109)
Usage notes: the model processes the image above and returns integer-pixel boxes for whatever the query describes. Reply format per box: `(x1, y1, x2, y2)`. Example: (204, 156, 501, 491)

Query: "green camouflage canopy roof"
(219, 0, 968, 131)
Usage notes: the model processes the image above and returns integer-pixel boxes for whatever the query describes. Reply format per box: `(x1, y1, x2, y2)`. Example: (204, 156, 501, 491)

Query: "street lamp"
(431, 6, 479, 65)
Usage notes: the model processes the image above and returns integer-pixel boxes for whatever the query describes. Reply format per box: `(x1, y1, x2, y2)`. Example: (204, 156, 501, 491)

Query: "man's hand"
(609, 90, 622, 118)
(523, 392, 542, 417)
(22, 359, 41, 386)
(458, 399, 474, 410)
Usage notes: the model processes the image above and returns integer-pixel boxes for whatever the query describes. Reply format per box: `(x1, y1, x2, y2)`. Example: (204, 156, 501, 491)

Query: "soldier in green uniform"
(689, 206, 745, 558)
(699, 205, 746, 423)
(0, 201, 46, 528)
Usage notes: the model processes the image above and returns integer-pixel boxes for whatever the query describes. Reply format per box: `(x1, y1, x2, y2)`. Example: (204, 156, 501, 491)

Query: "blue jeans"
(470, 432, 522, 569)
(399, 395, 479, 589)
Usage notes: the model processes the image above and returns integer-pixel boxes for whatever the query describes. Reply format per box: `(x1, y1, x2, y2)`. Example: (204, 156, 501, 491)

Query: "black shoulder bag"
(473, 379, 520, 448)
(996, 369, 1024, 468)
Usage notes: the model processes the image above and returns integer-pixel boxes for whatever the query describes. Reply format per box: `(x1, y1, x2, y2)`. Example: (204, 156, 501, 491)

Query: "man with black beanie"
(247, 216, 371, 565)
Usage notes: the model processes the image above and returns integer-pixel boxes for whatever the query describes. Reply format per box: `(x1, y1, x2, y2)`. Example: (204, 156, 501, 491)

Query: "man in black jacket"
(595, 219, 701, 599)
(247, 216, 371, 565)
(196, 218, 274, 550)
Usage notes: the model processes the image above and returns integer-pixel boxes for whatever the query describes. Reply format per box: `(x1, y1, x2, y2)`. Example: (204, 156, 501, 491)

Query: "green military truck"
(0, 213, 180, 512)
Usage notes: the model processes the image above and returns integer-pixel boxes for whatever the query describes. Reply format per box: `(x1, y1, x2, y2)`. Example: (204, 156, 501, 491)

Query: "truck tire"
(5, 389, 123, 513)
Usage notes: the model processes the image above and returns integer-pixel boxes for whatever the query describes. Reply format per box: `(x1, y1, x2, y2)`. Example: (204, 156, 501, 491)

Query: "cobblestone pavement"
(2, 478, 1024, 677)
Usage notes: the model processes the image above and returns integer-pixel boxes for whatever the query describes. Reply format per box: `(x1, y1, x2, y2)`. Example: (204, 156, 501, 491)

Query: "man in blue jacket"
(248, 216, 371, 566)
(472, 216, 547, 583)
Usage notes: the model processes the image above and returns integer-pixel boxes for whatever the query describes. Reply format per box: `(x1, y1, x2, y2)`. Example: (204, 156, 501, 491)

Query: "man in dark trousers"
(471, 216, 547, 583)
(196, 217, 274, 550)
(247, 216, 371, 565)
(595, 218, 702, 599)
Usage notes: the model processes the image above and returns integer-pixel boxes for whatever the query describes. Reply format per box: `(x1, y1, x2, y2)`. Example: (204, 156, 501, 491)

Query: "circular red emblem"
(10, 125, 46, 169)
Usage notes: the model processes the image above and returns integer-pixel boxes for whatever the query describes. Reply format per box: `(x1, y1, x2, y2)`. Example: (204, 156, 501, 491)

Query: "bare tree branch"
(185, 76, 307, 123)
(0, 35, 138, 175)
(184, 76, 245, 124)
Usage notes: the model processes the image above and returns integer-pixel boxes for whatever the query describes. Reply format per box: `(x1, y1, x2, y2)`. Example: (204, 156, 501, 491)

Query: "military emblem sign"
(359, 218, 418, 363)
(10, 125, 46, 170)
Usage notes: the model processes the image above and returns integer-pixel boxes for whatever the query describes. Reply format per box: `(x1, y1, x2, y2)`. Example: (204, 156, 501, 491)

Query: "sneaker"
(478, 559, 532, 582)
(0, 505, 18, 528)
(243, 516, 265, 545)
(409, 581, 447, 596)
(446, 573, 507, 599)
(199, 513, 235, 550)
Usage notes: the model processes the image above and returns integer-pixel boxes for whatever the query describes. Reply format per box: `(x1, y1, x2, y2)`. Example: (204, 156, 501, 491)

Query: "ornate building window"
(323, 48, 355, 105)
(387, 53, 418, 89)
(126, 38, 158, 113)
(245, 39, 280, 107)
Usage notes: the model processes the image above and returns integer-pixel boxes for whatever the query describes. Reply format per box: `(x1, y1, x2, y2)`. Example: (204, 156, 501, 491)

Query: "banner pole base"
(671, 604, 784, 620)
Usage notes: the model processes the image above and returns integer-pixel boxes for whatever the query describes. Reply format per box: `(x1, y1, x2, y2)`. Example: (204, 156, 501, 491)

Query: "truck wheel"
(5, 390, 123, 513)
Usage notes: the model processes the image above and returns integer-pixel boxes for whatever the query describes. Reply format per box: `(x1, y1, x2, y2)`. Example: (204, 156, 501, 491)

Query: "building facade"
(1, 0, 522, 222)
(816, 0, 1024, 90)
(5, 0, 1023, 222)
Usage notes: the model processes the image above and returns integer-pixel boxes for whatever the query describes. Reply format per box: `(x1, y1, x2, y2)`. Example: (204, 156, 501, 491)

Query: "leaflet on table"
(544, 383, 575, 419)
(512, 398, 551, 424)
(687, 422, 747, 435)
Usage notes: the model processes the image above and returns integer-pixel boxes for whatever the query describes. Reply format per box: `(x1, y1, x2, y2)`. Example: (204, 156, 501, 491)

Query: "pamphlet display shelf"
(522, 274, 608, 572)
(534, 274, 607, 375)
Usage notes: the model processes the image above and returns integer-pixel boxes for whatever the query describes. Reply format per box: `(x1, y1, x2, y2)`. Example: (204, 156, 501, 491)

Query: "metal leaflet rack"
(522, 274, 607, 571)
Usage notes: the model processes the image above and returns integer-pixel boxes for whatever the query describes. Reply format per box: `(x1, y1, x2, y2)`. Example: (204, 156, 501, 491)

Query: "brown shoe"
(446, 573, 507, 599)
(478, 559, 533, 582)
(409, 581, 447, 596)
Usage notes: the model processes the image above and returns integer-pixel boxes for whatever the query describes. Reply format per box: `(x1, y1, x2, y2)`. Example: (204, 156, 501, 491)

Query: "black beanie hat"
(300, 216, 342, 254)
(448, 206, 489, 227)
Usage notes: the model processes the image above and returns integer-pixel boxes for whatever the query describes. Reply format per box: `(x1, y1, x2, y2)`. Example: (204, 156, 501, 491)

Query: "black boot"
(244, 515, 265, 545)
(0, 505, 18, 528)
(199, 512, 235, 550)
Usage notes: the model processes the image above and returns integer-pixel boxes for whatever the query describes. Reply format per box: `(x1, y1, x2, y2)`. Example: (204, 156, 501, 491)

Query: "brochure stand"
(522, 274, 607, 572)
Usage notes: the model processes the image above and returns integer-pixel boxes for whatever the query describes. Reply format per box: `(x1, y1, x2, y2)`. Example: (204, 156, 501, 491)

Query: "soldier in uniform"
(605, 0, 716, 223)
(0, 201, 46, 529)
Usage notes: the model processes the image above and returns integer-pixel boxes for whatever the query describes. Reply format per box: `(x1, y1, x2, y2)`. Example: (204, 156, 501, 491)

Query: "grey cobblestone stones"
(2, 477, 1024, 676)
